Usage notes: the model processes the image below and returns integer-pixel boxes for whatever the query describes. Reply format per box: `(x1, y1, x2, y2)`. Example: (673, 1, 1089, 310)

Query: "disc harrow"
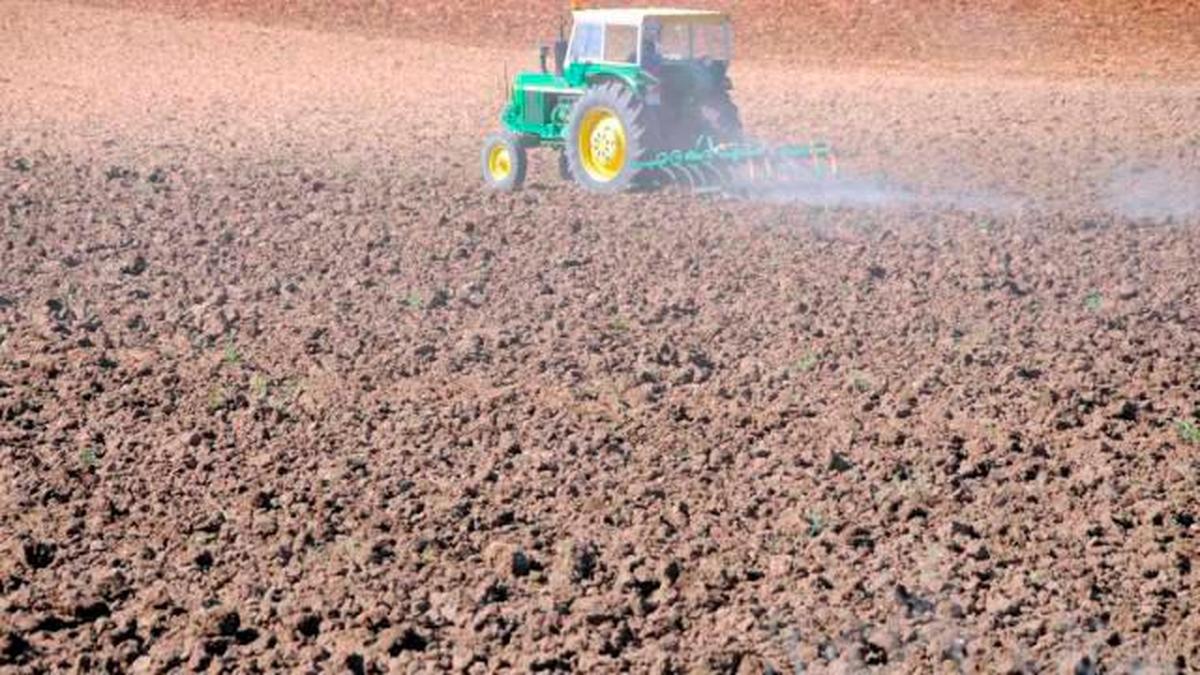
(635, 135, 838, 199)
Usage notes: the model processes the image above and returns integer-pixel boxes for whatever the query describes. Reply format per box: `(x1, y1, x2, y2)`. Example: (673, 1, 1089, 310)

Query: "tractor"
(481, 6, 834, 196)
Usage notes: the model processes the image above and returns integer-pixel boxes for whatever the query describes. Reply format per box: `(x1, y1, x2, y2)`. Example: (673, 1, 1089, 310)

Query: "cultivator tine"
(680, 166, 699, 193)
(672, 166, 693, 193)
(666, 165, 686, 191)
(696, 164, 722, 194)
(676, 165, 693, 190)
(762, 157, 777, 184)
(661, 166, 685, 193)
(713, 162, 734, 192)
(726, 165, 747, 198)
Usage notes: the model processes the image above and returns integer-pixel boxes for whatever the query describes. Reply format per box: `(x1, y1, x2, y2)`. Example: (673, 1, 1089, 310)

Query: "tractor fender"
(584, 72, 647, 96)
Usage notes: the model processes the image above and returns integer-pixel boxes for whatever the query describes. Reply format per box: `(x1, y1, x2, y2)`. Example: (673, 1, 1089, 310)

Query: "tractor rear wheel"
(481, 132, 527, 192)
(565, 82, 650, 193)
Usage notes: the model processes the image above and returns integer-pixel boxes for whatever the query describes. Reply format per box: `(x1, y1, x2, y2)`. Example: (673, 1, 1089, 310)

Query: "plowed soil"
(2, 1, 1199, 673)
(71, 0, 1200, 78)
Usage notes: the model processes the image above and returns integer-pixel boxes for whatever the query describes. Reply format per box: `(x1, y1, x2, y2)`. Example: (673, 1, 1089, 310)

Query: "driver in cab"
(640, 20, 664, 71)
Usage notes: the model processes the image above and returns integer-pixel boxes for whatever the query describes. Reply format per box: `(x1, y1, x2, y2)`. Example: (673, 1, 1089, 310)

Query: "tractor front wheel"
(481, 133, 527, 192)
(565, 82, 650, 193)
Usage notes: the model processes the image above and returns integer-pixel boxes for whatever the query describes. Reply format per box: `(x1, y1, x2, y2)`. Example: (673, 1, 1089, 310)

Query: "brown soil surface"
(69, 0, 1200, 78)
(2, 1, 1199, 673)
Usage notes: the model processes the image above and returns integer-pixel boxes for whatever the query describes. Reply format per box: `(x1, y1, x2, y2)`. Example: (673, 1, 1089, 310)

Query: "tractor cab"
(563, 9, 733, 102)
(565, 9, 732, 71)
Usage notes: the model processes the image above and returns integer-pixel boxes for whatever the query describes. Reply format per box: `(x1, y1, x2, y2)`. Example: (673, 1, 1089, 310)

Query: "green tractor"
(482, 7, 759, 194)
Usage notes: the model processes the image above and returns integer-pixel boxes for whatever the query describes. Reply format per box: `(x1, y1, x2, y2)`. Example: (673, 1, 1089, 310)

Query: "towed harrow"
(481, 4, 837, 199)
(633, 135, 838, 198)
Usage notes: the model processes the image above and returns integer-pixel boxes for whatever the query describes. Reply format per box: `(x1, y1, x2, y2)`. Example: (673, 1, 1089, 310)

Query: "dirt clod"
(22, 540, 56, 569)
(388, 627, 429, 655)
(295, 613, 321, 639)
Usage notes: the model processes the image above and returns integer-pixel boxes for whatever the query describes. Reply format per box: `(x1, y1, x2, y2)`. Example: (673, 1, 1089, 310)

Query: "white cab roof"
(572, 8, 728, 25)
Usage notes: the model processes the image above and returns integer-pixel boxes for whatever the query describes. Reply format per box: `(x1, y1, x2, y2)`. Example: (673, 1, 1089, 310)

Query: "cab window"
(658, 20, 733, 61)
(570, 23, 602, 62)
(603, 24, 639, 64)
(659, 22, 690, 60)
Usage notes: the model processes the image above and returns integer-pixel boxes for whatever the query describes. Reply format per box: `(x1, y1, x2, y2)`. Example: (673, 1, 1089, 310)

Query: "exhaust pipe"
(554, 19, 568, 76)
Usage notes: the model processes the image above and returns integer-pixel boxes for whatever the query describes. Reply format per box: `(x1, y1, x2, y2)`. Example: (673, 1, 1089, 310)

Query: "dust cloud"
(1105, 164, 1200, 222)
(747, 167, 1027, 215)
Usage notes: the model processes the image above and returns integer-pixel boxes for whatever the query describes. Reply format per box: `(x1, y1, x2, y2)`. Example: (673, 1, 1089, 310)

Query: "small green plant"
(978, 219, 995, 234)
(1084, 291, 1103, 312)
(794, 352, 820, 372)
(404, 292, 424, 310)
(1178, 420, 1200, 445)
(850, 371, 871, 393)
(207, 385, 228, 412)
(222, 340, 241, 366)
(0, 324, 8, 346)
(608, 317, 630, 333)
(1026, 570, 1046, 591)
(806, 512, 826, 537)
(79, 447, 98, 468)
(418, 542, 437, 565)
(270, 378, 301, 414)
(191, 530, 218, 546)
(250, 373, 269, 401)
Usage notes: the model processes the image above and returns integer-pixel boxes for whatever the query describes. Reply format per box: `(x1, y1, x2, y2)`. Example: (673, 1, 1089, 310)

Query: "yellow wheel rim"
(488, 144, 512, 181)
(577, 108, 627, 182)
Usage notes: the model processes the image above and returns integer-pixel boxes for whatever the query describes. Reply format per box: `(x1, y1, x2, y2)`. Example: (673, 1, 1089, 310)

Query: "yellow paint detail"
(577, 107, 627, 183)
(487, 144, 512, 181)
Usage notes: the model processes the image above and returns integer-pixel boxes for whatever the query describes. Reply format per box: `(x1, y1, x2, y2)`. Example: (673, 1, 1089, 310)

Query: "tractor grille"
(524, 91, 545, 125)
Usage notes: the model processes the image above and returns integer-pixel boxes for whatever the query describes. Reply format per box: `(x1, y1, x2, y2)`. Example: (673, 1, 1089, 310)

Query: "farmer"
(641, 20, 664, 70)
